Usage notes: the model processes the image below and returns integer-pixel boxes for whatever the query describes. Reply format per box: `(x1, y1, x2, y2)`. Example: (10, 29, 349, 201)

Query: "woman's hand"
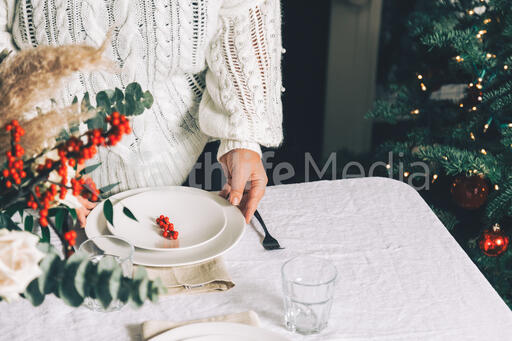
(219, 149, 267, 223)
(76, 196, 96, 228)
(75, 171, 98, 228)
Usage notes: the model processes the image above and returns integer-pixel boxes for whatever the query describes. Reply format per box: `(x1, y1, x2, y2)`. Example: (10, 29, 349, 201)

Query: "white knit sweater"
(0, 0, 283, 192)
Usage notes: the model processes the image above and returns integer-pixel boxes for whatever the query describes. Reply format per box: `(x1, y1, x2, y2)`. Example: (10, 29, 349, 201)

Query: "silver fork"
(254, 210, 284, 250)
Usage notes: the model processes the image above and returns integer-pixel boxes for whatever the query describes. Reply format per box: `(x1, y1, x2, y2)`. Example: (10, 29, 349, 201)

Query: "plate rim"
(106, 189, 227, 252)
(149, 322, 290, 341)
(84, 186, 245, 267)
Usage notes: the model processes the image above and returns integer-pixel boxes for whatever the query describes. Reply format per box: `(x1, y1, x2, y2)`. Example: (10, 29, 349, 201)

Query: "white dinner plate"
(149, 322, 290, 341)
(107, 190, 226, 251)
(85, 186, 245, 267)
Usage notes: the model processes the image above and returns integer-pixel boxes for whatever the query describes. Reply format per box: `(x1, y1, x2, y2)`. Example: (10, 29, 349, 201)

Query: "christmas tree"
(367, 0, 512, 307)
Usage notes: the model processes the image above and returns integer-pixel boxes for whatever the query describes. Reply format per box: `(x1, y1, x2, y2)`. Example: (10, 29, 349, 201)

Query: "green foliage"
(368, 0, 512, 308)
(122, 206, 138, 222)
(86, 82, 154, 131)
(430, 205, 459, 231)
(23, 245, 167, 308)
(80, 163, 102, 176)
(103, 199, 114, 226)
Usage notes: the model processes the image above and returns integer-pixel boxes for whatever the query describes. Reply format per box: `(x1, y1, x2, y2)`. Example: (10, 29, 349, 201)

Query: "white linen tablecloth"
(1, 178, 511, 340)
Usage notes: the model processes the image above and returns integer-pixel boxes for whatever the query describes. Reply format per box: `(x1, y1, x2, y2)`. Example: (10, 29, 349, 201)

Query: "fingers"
(77, 206, 89, 228)
(219, 183, 231, 199)
(77, 196, 97, 210)
(76, 196, 96, 228)
(228, 165, 250, 206)
(242, 177, 266, 223)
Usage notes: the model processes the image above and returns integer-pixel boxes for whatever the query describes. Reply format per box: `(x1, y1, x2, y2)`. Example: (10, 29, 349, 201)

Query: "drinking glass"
(281, 255, 337, 334)
(78, 235, 134, 312)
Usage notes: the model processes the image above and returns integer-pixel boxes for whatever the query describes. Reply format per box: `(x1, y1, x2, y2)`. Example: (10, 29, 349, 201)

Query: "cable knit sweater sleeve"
(199, 0, 284, 159)
(0, 0, 15, 51)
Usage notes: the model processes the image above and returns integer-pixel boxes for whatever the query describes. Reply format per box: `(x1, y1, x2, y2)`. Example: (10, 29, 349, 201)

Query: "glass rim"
(281, 255, 338, 287)
(78, 235, 134, 262)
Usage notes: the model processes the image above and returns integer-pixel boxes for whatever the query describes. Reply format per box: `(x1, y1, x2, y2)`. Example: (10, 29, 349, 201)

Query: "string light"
(432, 174, 438, 183)
(495, 184, 500, 191)
(484, 123, 490, 132)
(442, 156, 448, 160)
(421, 83, 427, 91)
(468, 9, 475, 15)
(455, 55, 464, 62)
(478, 96, 483, 101)
(483, 18, 492, 24)
(481, 148, 487, 155)
(486, 53, 493, 59)
(460, 103, 464, 108)
(508, 123, 512, 127)
(411, 109, 420, 115)
(472, 106, 478, 111)
(469, 83, 474, 87)
(476, 83, 483, 89)
(386, 164, 391, 169)
(504, 65, 509, 70)
(403, 171, 410, 177)
(417, 74, 423, 80)
(470, 132, 476, 140)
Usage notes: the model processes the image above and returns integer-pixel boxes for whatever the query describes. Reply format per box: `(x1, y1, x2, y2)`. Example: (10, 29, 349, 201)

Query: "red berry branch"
(1, 112, 132, 254)
(156, 215, 179, 240)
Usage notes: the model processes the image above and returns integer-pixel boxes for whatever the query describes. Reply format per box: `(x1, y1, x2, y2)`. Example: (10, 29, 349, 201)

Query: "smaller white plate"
(149, 322, 290, 341)
(106, 190, 226, 251)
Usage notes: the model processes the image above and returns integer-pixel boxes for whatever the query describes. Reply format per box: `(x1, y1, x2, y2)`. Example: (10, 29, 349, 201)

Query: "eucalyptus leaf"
(81, 92, 91, 109)
(131, 267, 149, 306)
(96, 91, 111, 113)
(37, 254, 62, 294)
(142, 91, 154, 109)
(103, 199, 114, 226)
(95, 256, 122, 308)
(58, 253, 87, 307)
(74, 259, 96, 297)
(24, 279, 45, 306)
(126, 82, 143, 99)
(122, 206, 138, 222)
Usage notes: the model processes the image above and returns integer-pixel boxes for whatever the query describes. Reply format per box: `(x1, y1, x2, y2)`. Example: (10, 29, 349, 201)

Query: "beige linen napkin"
(142, 311, 261, 340)
(136, 257, 234, 295)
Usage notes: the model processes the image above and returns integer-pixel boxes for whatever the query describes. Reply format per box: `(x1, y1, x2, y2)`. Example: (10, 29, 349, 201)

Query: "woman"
(0, 0, 283, 225)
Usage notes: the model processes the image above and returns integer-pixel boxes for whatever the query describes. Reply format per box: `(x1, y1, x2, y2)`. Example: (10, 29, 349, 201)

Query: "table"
(1, 178, 512, 340)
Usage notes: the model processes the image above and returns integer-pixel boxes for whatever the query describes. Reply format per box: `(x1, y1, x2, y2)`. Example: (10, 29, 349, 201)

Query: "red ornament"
(450, 175, 489, 209)
(479, 224, 509, 257)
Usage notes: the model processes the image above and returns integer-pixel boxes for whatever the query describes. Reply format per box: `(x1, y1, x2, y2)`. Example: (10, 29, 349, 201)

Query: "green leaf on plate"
(103, 199, 114, 226)
(80, 162, 102, 175)
(122, 206, 138, 222)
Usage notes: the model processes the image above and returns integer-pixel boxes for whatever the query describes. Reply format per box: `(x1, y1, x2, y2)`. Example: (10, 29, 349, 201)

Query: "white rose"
(0, 230, 45, 302)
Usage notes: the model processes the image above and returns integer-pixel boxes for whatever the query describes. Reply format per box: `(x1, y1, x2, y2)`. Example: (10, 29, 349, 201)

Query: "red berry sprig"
(3, 112, 133, 228)
(105, 112, 132, 146)
(2, 120, 26, 189)
(156, 215, 179, 240)
(64, 230, 77, 246)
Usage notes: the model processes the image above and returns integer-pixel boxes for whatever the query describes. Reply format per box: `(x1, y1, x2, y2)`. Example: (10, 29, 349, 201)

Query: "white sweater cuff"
(217, 139, 262, 161)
